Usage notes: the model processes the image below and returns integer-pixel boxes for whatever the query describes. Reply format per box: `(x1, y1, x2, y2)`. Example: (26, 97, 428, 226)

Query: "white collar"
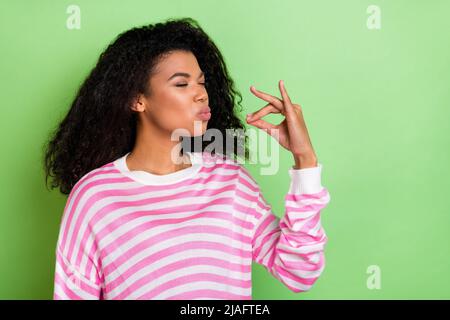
(113, 151, 203, 185)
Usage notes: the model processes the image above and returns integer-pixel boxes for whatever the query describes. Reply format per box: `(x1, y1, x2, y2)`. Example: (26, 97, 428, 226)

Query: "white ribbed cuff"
(288, 163, 323, 194)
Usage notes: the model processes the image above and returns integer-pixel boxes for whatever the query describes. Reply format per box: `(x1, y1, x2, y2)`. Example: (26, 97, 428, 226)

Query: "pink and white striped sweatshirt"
(53, 151, 331, 300)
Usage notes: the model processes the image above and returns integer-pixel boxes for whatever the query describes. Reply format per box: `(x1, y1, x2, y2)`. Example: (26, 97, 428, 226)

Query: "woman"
(44, 17, 330, 300)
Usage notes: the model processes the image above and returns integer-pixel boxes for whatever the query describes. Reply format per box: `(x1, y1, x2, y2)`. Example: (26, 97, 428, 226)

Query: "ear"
(131, 94, 147, 113)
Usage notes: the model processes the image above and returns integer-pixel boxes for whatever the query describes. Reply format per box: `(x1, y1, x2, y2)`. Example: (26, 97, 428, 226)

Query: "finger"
(246, 104, 280, 122)
(278, 80, 305, 147)
(250, 86, 284, 112)
(278, 80, 295, 117)
(246, 118, 279, 138)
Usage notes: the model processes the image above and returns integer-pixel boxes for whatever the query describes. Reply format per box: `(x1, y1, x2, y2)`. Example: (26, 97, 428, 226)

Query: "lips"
(197, 106, 211, 121)
(198, 106, 211, 114)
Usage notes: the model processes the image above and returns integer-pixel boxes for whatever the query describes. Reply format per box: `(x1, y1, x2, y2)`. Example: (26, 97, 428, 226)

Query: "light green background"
(1, 0, 449, 299)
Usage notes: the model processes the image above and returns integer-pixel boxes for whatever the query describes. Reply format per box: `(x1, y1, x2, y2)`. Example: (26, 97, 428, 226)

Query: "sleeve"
(53, 245, 102, 300)
(249, 163, 331, 293)
(53, 184, 103, 300)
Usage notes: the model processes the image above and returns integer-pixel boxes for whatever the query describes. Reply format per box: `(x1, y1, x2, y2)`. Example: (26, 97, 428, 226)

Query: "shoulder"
(62, 160, 127, 220)
(69, 162, 121, 198)
(198, 151, 243, 173)
(198, 151, 260, 192)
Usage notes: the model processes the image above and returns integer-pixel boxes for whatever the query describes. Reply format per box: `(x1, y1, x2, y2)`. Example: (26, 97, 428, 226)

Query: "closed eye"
(175, 82, 206, 87)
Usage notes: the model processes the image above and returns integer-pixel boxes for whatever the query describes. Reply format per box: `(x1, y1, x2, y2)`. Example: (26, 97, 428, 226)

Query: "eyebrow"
(167, 71, 205, 81)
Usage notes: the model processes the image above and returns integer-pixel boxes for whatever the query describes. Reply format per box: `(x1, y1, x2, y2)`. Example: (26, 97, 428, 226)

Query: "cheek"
(152, 92, 197, 131)
(163, 91, 192, 114)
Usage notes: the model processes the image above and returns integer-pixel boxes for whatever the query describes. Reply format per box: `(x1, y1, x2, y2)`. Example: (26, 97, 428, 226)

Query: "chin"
(189, 120, 208, 137)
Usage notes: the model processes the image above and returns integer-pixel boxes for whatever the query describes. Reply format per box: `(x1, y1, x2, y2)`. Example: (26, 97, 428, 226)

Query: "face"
(134, 50, 210, 138)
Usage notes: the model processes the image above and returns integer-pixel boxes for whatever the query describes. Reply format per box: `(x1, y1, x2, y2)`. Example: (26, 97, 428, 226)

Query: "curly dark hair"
(43, 17, 250, 195)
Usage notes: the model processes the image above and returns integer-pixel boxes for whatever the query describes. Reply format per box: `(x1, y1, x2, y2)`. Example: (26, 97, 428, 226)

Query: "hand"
(246, 80, 318, 168)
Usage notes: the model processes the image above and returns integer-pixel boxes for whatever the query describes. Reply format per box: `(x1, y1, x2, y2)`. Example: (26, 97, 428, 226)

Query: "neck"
(126, 121, 191, 175)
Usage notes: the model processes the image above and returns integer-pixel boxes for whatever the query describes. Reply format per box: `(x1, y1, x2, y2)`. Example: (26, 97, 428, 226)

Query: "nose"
(195, 86, 208, 103)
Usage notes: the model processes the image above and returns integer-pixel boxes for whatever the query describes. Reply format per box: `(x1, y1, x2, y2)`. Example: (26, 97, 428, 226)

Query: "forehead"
(153, 50, 202, 76)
